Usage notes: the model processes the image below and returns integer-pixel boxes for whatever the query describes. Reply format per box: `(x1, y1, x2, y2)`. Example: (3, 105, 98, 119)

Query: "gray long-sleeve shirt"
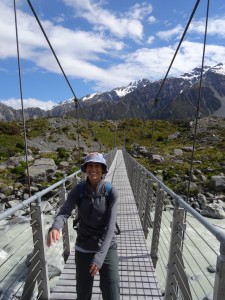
(51, 179, 118, 269)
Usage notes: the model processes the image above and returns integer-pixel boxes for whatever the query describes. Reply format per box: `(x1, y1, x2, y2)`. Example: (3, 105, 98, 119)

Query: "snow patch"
(82, 93, 99, 101)
(211, 63, 225, 76)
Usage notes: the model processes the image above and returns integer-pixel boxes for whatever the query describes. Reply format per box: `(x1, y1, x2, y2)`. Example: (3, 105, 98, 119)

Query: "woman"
(47, 152, 120, 300)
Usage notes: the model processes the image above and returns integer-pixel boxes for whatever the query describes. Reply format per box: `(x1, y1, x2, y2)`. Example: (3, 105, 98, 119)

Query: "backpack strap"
(104, 181, 121, 235)
(77, 181, 86, 207)
(73, 181, 85, 230)
(105, 181, 112, 192)
(73, 181, 121, 235)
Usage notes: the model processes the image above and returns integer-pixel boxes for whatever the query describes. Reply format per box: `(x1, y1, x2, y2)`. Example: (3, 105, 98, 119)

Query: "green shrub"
(156, 136, 164, 142)
(163, 169, 176, 180)
(57, 147, 69, 159)
(11, 162, 27, 176)
(16, 141, 24, 150)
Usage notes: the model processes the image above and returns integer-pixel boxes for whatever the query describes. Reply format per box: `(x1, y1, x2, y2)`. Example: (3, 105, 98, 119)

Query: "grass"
(1, 116, 225, 195)
(26, 118, 49, 138)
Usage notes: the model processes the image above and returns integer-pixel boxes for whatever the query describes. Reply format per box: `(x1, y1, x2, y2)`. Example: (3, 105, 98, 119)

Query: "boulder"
(41, 201, 54, 213)
(2, 186, 13, 196)
(201, 203, 225, 219)
(197, 193, 208, 209)
(181, 146, 193, 152)
(209, 175, 225, 192)
(180, 181, 198, 193)
(27, 158, 57, 183)
(173, 149, 183, 156)
(150, 154, 164, 163)
(0, 193, 6, 201)
(6, 155, 34, 167)
(168, 132, 180, 140)
(0, 164, 6, 171)
(59, 161, 69, 168)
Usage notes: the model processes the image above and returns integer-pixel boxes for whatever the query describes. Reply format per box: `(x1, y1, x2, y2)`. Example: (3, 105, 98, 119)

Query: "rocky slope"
(0, 116, 225, 219)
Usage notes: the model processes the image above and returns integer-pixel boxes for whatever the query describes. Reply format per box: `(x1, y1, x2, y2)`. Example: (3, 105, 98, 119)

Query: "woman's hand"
(47, 229, 60, 247)
(89, 263, 99, 277)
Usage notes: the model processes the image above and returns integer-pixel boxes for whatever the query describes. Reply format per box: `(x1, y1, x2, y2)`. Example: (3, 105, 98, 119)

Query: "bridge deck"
(51, 150, 163, 299)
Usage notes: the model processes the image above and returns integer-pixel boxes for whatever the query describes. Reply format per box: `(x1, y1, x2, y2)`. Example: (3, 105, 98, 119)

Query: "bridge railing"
(0, 149, 117, 300)
(122, 148, 225, 300)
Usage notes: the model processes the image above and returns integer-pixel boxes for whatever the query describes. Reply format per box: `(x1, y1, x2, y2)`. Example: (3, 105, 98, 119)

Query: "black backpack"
(73, 181, 121, 235)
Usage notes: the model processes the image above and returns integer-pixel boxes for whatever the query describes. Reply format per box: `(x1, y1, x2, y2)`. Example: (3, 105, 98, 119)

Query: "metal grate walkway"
(51, 150, 163, 299)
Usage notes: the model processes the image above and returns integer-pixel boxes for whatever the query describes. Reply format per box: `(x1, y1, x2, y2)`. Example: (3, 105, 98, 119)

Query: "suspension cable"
(27, 0, 78, 102)
(187, 0, 210, 200)
(27, 0, 97, 154)
(74, 100, 81, 162)
(153, 0, 201, 106)
(14, 0, 31, 196)
(149, 0, 201, 153)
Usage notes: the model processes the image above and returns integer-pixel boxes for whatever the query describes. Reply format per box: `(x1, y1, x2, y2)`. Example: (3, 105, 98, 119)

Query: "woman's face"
(86, 162, 103, 185)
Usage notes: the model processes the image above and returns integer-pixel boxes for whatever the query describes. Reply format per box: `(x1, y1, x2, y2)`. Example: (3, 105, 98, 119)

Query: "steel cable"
(187, 0, 211, 200)
(27, 0, 98, 153)
(13, 0, 31, 196)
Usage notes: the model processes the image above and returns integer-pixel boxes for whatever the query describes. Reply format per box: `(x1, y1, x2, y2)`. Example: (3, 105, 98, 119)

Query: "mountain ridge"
(1, 63, 225, 121)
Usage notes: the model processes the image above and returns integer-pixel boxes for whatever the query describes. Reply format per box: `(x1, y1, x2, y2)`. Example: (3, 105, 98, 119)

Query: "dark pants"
(75, 246, 120, 300)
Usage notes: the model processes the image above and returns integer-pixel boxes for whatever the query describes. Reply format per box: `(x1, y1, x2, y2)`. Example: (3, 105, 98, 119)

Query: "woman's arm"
(47, 184, 79, 246)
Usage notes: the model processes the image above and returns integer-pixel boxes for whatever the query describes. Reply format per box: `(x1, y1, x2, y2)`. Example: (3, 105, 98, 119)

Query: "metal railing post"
(60, 183, 71, 263)
(143, 179, 154, 238)
(213, 242, 225, 300)
(164, 205, 192, 300)
(130, 163, 137, 193)
(22, 200, 50, 300)
(150, 187, 164, 267)
(135, 166, 142, 207)
(138, 170, 146, 222)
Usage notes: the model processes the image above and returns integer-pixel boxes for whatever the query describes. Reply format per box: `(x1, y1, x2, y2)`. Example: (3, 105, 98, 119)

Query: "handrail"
(122, 148, 225, 300)
(0, 148, 118, 300)
(0, 148, 117, 222)
(0, 170, 81, 221)
(122, 149, 225, 245)
(1, 148, 224, 300)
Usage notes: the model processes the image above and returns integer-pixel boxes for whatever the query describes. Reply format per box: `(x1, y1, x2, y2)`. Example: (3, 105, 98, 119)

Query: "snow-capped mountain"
(79, 78, 151, 104)
(1, 63, 225, 121)
(180, 63, 225, 83)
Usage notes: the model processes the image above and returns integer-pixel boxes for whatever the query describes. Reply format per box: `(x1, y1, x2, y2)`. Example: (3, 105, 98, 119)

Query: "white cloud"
(126, 2, 153, 20)
(2, 39, 225, 108)
(0, 1, 125, 76)
(156, 25, 184, 41)
(146, 36, 155, 44)
(63, 0, 152, 41)
(189, 16, 225, 38)
(91, 41, 225, 92)
(0, 2, 48, 59)
(157, 16, 225, 42)
(0, 98, 57, 110)
(148, 16, 157, 24)
(1, 0, 225, 108)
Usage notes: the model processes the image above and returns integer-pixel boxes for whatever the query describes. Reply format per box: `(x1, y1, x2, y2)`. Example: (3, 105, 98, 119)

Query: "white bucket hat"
(81, 152, 108, 174)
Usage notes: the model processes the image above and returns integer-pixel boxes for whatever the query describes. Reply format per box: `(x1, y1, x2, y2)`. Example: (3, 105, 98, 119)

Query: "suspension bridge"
(1, 0, 225, 299)
(0, 148, 225, 300)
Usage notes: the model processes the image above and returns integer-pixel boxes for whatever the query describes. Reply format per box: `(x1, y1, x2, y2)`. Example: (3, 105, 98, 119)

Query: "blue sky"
(0, 0, 225, 110)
